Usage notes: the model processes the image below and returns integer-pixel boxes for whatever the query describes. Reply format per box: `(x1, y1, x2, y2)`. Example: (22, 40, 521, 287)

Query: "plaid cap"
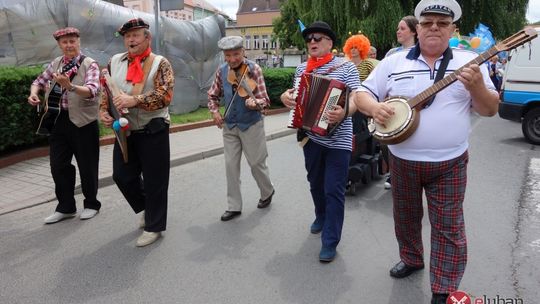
(117, 18, 150, 36)
(53, 27, 80, 40)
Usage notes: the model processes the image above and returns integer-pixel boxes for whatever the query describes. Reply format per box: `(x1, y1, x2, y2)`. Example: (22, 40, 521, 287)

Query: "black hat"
(118, 18, 150, 36)
(302, 21, 336, 46)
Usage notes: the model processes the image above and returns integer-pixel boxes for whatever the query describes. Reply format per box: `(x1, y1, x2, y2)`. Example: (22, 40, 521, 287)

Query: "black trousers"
(49, 111, 101, 213)
(112, 128, 170, 232)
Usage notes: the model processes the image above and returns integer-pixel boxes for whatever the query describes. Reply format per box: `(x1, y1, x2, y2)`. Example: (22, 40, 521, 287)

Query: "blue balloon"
(449, 37, 459, 48)
(113, 120, 121, 131)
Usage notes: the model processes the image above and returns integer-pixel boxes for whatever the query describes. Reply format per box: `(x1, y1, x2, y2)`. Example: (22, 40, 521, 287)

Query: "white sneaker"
(80, 208, 99, 220)
(44, 212, 76, 224)
(384, 175, 392, 189)
(136, 231, 161, 247)
(139, 211, 145, 229)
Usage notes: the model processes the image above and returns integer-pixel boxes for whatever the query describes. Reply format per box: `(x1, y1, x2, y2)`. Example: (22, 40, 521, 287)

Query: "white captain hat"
(414, 0, 462, 22)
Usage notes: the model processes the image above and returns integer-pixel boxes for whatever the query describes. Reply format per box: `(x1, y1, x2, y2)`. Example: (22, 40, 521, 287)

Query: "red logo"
(447, 291, 472, 304)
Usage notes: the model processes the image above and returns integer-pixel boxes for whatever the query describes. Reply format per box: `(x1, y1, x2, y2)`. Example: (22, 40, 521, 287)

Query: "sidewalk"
(0, 110, 294, 215)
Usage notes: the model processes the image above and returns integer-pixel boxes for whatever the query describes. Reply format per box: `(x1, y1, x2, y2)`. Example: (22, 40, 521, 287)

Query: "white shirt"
(358, 46, 496, 161)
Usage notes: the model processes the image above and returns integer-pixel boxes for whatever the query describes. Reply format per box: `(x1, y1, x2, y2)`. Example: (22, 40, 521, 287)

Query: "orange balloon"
(470, 37, 481, 49)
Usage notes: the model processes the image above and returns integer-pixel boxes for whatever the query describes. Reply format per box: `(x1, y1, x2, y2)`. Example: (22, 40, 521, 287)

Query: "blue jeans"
(303, 140, 351, 248)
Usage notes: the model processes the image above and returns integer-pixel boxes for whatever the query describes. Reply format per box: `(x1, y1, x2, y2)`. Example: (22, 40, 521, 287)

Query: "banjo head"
(374, 97, 413, 137)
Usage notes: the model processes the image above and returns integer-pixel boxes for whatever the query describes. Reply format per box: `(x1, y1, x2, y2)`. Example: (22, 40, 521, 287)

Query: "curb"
(0, 107, 290, 169)
(0, 108, 294, 216)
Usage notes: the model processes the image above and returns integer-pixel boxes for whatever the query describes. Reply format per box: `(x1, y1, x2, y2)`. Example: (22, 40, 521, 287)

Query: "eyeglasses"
(305, 34, 330, 43)
(419, 20, 452, 28)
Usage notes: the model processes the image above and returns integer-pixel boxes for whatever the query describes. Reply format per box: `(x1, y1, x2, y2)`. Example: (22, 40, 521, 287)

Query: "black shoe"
(257, 189, 275, 209)
(431, 293, 449, 304)
(220, 211, 241, 221)
(389, 260, 424, 278)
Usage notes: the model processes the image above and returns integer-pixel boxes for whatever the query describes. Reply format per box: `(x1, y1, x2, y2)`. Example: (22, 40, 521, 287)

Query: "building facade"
(123, 0, 231, 23)
(226, 0, 281, 67)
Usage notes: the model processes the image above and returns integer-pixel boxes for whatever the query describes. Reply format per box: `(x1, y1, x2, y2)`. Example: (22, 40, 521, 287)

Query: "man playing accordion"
(280, 21, 360, 263)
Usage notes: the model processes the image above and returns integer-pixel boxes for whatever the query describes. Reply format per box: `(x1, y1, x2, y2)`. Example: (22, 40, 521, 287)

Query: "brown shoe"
(257, 189, 275, 209)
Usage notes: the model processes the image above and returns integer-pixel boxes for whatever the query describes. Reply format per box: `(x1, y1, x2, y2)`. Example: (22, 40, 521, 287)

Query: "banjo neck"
(408, 47, 500, 109)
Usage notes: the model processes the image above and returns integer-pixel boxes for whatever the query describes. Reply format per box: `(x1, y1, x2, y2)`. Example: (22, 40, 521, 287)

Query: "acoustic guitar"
(36, 58, 80, 136)
(371, 28, 538, 145)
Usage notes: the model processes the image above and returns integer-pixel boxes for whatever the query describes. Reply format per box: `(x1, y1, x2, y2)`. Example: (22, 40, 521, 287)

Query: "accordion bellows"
(287, 73, 349, 136)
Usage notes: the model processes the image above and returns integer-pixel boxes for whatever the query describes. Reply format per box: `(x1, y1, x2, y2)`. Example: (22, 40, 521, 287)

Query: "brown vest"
(46, 55, 100, 127)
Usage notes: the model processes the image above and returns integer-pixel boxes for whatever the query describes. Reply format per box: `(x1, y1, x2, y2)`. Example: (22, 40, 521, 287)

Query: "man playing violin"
(352, 0, 499, 302)
(208, 36, 275, 222)
(27, 27, 102, 224)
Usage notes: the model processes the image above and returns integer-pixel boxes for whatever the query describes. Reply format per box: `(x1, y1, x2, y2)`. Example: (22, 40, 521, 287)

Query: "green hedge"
(0, 66, 47, 154)
(262, 67, 296, 107)
(0, 66, 298, 154)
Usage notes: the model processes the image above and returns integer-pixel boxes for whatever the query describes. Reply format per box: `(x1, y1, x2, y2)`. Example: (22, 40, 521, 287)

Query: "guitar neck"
(409, 47, 500, 109)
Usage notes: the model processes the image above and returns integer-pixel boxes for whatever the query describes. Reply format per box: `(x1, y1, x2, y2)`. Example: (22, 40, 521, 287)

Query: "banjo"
(371, 28, 538, 145)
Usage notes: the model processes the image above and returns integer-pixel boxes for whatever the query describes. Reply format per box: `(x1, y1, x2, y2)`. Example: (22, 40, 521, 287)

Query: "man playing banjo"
(352, 0, 499, 303)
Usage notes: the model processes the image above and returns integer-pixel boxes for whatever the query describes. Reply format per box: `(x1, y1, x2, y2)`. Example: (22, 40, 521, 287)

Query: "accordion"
(287, 73, 350, 136)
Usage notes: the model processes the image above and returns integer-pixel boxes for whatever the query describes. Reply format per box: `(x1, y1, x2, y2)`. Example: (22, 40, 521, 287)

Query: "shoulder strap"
(131, 53, 156, 96)
(423, 48, 452, 108)
(68, 55, 86, 81)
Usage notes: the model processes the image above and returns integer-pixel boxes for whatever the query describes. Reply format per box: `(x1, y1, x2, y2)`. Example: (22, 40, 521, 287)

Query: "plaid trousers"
(390, 151, 469, 294)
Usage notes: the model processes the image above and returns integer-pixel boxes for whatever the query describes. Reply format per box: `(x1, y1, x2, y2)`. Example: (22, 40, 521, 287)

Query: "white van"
(498, 27, 540, 144)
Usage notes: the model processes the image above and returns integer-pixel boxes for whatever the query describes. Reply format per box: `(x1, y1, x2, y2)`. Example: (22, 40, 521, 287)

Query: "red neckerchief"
(305, 53, 333, 74)
(126, 47, 152, 84)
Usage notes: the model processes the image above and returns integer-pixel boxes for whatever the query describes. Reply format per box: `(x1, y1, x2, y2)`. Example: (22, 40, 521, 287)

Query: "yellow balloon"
(470, 37, 481, 49)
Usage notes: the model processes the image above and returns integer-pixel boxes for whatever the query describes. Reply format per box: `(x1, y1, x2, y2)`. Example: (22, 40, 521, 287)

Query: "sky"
(205, 0, 540, 23)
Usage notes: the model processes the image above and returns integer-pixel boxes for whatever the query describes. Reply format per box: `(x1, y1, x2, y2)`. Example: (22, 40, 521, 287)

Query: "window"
(270, 38, 277, 50)
(245, 35, 251, 49)
(253, 35, 260, 49)
(262, 35, 269, 50)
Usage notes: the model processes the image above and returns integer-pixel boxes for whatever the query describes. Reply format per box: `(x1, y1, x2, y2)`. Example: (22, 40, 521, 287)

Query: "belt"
(130, 129, 147, 135)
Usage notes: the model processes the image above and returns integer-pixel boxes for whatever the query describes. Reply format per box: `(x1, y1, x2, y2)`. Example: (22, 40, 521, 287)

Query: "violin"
(225, 63, 267, 114)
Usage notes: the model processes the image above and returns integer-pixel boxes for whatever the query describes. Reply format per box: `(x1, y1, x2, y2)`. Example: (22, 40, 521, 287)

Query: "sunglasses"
(419, 20, 452, 28)
(305, 34, 330, 43)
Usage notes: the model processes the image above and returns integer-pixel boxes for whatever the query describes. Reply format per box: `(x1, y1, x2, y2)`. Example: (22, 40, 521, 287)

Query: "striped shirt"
(207, 60, 270, 113)
(295, 57, 361, 151)
(32, 53, 99, 109)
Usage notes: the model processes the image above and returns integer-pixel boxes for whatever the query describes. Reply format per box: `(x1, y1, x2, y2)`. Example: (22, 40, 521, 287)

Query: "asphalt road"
(1, 115, 539, 304)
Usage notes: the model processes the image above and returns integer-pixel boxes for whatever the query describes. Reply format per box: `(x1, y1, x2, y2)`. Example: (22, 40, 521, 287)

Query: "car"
(498, 27, 540, 144)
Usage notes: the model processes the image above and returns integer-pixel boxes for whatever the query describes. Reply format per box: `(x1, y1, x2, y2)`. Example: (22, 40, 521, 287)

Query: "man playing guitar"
(27, 27, 102, 224)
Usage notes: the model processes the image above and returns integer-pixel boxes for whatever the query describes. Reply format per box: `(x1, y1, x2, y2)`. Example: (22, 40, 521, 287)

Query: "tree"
(273, 0, 529, 57)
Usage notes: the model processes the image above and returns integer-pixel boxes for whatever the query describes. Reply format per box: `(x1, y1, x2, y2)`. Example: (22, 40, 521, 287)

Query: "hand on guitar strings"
(113, 92, 138, 113)
(52, 72, 72, 91)
(370, 102, 395, 127)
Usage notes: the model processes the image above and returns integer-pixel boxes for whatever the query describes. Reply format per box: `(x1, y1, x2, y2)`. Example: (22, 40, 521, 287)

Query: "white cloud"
(528, 0, 540, 23)
(204, 0, 238, 19)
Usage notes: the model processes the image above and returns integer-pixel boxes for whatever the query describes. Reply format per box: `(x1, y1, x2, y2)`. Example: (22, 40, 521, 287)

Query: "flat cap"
(53, 27, 80, 40)
(217, 36, 244, 50)
(118, 18, 150, 36)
